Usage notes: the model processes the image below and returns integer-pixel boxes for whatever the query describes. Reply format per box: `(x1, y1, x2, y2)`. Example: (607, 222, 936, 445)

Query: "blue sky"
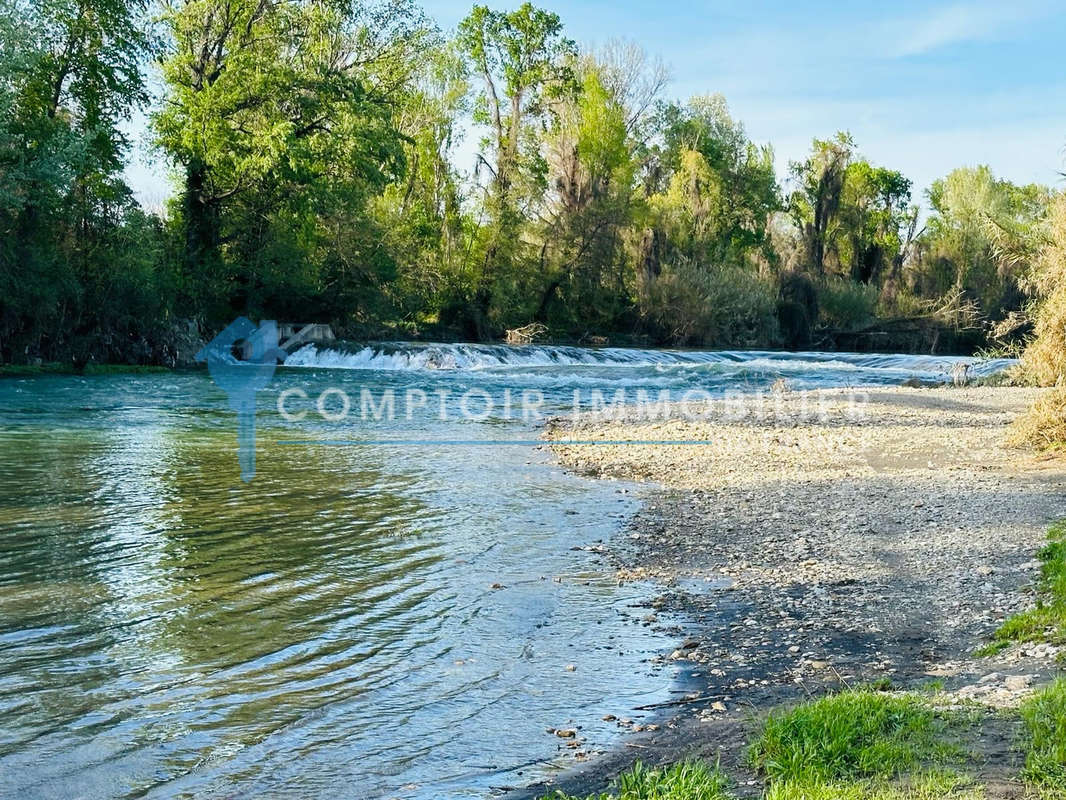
(127, 0, 1066, 208)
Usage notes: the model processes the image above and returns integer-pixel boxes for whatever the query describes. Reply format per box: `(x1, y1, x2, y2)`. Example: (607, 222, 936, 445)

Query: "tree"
(838, 161, 912, 285)
(787, 132, 854, 277)
(154, 0, 431, 319)
(920, 166, 1049, 315)
(538, 59, 635, 330)
(0, 0, 157, 362)
(787, 134, 915, 290)
(367, 42, 470, 326)
(458, 2, 576, 203)
(455, 2, 577, 334)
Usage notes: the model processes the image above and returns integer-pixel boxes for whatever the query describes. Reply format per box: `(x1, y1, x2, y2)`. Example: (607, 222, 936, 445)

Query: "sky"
(126, 0, 1066, 209)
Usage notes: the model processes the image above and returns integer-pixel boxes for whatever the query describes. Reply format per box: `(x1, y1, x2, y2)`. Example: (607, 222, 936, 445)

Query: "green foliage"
(154, 0, 433, 322)
(657, 95, 779, 256)
(920, 166, 1049, 317)
(788, 133, 916, 289)
(1, 0, 1061, 363)
(818, 277, 879, 330)
(0, 0, 164, 363)
(642, 261, 778, 346)
(989, 521, 1066, 645)
(763, 771, 984, 800)
(540, 761, 733, 800)
(749, 690, 950, 783)
(1021, 679, 1066, 792)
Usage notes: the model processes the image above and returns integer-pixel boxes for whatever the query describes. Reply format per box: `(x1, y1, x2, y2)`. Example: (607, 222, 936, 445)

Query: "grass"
(987, 521, 1066, 649)
(762, 771, 984, 799)
(544, 690, 993, 800)
(1021, 679, 1066, 795)
(1010, 387, 1066, 451)
(539, 760, 733, 800)
(749, 690, 956, 783)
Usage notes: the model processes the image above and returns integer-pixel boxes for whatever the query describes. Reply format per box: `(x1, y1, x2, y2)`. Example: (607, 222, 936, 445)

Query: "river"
(0, 344, 1013, 798)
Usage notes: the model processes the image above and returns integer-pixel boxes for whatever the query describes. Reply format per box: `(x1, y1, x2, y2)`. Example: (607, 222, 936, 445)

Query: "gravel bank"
(518, 386, 1066, 799)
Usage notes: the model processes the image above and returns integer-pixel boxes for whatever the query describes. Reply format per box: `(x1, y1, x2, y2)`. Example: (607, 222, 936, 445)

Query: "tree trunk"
(183, 159, 220, 276)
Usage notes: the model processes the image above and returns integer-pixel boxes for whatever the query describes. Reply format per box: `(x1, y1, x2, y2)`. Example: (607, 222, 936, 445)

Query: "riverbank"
(523, 386, 1066, 798)
(0, 362, 173, 377)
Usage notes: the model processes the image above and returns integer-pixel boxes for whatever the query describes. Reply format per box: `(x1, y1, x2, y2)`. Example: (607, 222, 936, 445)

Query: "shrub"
(817, 277, 879, 330)
(1010, 387, 1066, 451)
(642, 260, 779, 347)
(1021, 194, 1066, 387)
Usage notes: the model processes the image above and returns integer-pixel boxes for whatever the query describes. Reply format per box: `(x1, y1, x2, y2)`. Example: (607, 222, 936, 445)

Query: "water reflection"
(0, 371, 667, 798)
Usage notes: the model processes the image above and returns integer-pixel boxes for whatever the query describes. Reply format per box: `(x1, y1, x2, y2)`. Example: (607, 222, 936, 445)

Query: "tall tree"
(456, 2, 577, 335)
(458, 2, 576, 203)
(787, 132, 853, 277)
(0, 0, 154, 361)
(154, 0, 431, 318)
(921, 166, 1049, 315)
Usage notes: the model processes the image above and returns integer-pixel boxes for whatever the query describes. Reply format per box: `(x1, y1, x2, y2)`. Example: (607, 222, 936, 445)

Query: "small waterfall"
(281, 341, 1016, 381)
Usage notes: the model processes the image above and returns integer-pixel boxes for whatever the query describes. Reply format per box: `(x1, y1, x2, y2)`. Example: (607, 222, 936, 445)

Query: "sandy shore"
(517, 386, 1066, 799)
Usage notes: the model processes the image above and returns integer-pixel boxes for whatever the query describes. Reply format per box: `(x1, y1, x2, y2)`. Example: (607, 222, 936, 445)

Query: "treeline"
(0, 0, 1060, 365)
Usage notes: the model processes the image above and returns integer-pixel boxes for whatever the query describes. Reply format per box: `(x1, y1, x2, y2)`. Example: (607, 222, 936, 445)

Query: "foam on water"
(284, 341, 1016, 382)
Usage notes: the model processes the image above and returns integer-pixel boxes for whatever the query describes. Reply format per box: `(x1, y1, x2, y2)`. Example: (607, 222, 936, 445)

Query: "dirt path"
(514, 387, 1066, 799)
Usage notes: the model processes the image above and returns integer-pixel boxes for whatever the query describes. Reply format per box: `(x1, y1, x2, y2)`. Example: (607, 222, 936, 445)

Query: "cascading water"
(284, 340, 1015, 383)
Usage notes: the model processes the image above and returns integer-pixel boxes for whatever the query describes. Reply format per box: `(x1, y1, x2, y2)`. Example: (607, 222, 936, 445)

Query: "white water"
(285, 341, 1016, 383)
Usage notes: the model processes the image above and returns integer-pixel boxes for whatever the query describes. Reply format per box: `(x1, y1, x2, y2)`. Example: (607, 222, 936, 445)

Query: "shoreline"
(516, 385, 1066, 799)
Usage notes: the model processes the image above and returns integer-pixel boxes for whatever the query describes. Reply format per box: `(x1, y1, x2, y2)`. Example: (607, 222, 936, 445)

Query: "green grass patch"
(1021, 678, 1066, 794)
(763, 770, 984, 799)
(749, 690, 960, 784)
(540, 760, 733, 800)
(545, 691, 991, 800)
(989, 521, 1066, 649)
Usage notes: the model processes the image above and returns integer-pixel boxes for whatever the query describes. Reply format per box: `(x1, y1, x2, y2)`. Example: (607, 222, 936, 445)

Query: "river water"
(0, 344, 1013, 798)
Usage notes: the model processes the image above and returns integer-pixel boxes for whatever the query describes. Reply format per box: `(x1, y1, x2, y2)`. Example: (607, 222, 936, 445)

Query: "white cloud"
(891, 0, 1048, 57)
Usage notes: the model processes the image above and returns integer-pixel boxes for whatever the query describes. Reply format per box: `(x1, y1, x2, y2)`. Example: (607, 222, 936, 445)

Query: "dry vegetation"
(1015, 195, 1066, 449)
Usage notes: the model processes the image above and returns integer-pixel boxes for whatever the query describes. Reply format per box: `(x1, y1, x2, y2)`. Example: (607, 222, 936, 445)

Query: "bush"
(1011, 387, 1066, 451)
(642, 260, 779, 347)
(818, 277, 879, 330)
(1021, 194, 1066, 387)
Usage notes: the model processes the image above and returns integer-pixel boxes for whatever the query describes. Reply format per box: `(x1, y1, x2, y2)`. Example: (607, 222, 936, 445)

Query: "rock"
(555, 729, 577, 739)
(1005, 674, 1034, 691)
